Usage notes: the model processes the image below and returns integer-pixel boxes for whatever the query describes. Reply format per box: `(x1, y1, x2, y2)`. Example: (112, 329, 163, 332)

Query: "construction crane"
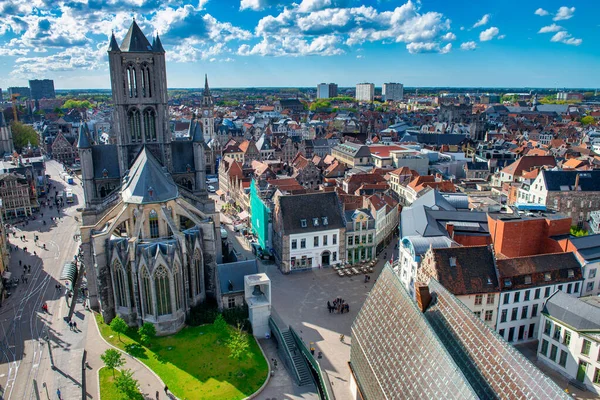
(10, 93, 19, 122)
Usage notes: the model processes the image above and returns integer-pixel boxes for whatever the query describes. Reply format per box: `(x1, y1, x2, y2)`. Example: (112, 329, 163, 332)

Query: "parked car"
(207, 185, 216, 193)
(206, 177, 218, 184)
(220, 227, 228, 240)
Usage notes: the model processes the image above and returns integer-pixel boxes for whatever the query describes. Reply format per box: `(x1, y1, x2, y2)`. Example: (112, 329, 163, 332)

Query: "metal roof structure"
(121, 147, 179, 204)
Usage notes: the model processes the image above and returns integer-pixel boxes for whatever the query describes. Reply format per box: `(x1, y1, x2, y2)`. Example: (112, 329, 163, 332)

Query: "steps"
(281, 330, 313, 386)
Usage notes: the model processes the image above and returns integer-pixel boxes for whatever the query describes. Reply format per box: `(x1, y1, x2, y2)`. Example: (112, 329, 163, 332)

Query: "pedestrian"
(156, 390, 160, 400)
(57, 388, 61, 399)
(69, 321, 73, 331)
(19, 260, 21, 266)
(327, 301, 331, 313)
(73, 321, 77, 331)
(164, 385, 169, 394)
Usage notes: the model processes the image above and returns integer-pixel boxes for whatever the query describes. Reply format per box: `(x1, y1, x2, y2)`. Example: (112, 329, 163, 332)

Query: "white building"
(495, 252, 583, 343)
(288, 227, 343, 269)
(355, 83, 374, 102)
(538, 291, 600, 395)
(382, 82, 403, 102)
(566, 235, 600, 296)
(317, 83, 337, 99)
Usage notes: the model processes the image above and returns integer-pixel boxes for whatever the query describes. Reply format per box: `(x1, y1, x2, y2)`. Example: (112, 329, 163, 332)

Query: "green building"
(250, 180, 271, 251)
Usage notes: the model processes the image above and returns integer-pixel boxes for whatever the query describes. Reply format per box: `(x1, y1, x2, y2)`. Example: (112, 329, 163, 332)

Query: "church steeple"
(152, 34, 165, 53)
(108, 32, 120, 52)
(202, 74, 213, 107)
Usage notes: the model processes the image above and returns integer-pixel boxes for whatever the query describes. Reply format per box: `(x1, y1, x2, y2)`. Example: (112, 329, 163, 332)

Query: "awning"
(60, 262, 78, 286)
(2, 271, 11, 280)
(216, 189, 225, 196)
(238, 211, 249, 220)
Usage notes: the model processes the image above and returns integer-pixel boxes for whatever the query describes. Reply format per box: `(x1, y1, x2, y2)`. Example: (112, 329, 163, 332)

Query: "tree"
(114, 369, 141, 399)
(62, 99, 92, 110)
(227, 323, 249, 359)
(110, 316, 128, 342)
(213, 314, 227, 334)
(100, 348, 124, 377)
(581, 116, 595, 126)
(137, 322, 156, 346)
(570, 226, 588, 237)
(11, 121, 39, 152)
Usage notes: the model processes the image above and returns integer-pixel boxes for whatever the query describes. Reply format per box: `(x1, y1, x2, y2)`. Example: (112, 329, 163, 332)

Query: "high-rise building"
(317, 83, 338, 99)
(355, 83, 374, 102)
(7, 87, 30, 98)
(0, 88, 3, 101)
(382, 82, 403, 101)
(29, 79, 56, 100)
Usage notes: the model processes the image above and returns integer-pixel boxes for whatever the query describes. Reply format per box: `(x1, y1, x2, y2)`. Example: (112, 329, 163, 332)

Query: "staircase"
(281, 330, 313, 386)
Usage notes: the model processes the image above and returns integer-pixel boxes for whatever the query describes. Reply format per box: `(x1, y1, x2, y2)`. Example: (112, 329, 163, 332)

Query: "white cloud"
(473, 14, 490, 28)
(460, 41, 477, 51)
(406, 41, 451, 54)
(240, 0, 278, 11)
(497, 34, 505, 39)
(553, 6, 575, 21)
(238, 34, 344, 56)
(550, 31, 582, 46)
(356, 54, 363, 58)
(0, 47, 29, 56)
(479, 26, 499, 41)
(534, 8, 549, 16)
(538, 23, 562, 33)
(441, 32, 456, 41)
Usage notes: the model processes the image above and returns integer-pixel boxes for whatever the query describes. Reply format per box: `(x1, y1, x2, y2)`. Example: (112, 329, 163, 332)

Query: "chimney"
(415, 283, 432, 313)
(574, 173, 580, 191)
(446, 222, 455, 238)
(435, 173, 442, 182)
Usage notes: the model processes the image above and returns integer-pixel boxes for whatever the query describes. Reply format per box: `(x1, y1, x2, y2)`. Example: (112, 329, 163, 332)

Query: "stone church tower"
(201, 74, 215, 143)
(78, 21, 221, 335)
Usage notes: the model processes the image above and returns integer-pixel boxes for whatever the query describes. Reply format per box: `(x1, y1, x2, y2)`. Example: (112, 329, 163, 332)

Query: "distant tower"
(107, 22, 171, 175)
(77, 124, 95, 207)
(191, 116, 208, 195)
(201, 74, 215, 143)
(0, 113, 14, 156)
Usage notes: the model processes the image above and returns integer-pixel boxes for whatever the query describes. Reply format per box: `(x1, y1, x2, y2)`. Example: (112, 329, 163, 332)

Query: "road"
(0, 159, 86, 400)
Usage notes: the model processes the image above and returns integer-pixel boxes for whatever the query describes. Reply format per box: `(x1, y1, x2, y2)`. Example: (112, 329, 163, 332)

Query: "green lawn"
(95, 314, 268, 400)
(98, 367, 123, 400)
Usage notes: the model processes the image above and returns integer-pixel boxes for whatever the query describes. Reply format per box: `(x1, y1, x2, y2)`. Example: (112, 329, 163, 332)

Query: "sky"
(0, 0, 598, 89)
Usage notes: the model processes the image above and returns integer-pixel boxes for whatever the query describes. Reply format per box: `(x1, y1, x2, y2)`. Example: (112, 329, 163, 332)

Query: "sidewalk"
(85, 314, 168, 399)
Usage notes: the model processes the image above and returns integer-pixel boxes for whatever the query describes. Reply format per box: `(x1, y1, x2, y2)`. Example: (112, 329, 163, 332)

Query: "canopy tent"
(60, 262, 78, 287)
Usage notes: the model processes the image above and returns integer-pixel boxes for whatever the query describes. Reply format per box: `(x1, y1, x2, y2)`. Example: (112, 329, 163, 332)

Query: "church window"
(149, 210, 159, 238)
(126, 65, 138, 98)
(143, 108, 156, 142)
(173, 264, 182, 311)
(141, 266, 153, 316)
(142, 65, 152, 97)
(113, 260, 127, 308)
(194, 251, 202, 296)
(154, 266, 172, 316)
(128, 108, 141, 142)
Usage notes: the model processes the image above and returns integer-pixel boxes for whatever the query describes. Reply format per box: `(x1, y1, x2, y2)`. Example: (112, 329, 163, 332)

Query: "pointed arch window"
(141, 266, 153, 316)
(143, 108, 157, 142)
(128, 108, 141, 143)
(149, 210, 159, 238)
(126, 65, 138, 98)
(173, 264, 182, 311)
(113, 260, 127, 308)
(194, 250, 202, 296)
(154, 266, 172, 316)
(141, 64, 152, 98)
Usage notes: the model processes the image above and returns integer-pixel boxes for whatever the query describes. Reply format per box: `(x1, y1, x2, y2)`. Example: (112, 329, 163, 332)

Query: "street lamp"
(44, 335, 56, 370)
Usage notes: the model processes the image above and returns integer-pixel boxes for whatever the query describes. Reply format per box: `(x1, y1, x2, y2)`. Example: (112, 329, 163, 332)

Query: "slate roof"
(568, 234, 600, 262)
(108, 32, 120, 52)
(91, 145, 120, 179)
(170, 141, 195, 173)
(333, 142, 370, 157)
(496, 252, 582, 290)
(120, 20, 153, 52)
(543, 290, 600, 332)
(77, 123, 92, 149)
(465, 161, 488, 171)
(428, 245, 499, 295)
(278, 191, 344, 235)
(542, 170, 600, 192)
(217, 260, 259, 295)
(350, 265, 568, 400)
(122, 147, 179, 204)
(401, 133, 468, 146)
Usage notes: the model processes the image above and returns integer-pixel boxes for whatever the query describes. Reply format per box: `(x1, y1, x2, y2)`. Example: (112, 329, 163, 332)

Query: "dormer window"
(449, 257, 457, 267)
(322, 217, 328, 226)
(186, 163, 192, 172)
(486, 276, 492, 285)
(102, 168, 108, 178)
(524, 275, 532, 285)
(301, 219, 307, 228)
(544, 273, 551, 281)
(504, 279, 512, 287)
(148, 186, 154, 198)
(567, 269, 574, 278)
(313, 218, 319, 226)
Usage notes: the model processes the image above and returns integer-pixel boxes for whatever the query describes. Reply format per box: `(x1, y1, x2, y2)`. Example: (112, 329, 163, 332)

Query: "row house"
(559, 235, 600, 296)
(492, 155, 556, 187)
(0, 172, 35, 219)
(396, 174, 456, 206)
(291, 154, 321, 190)
(365, 193, 399, 253)
(272, 191, 345, 273)
(344, 208, 376, 264)
(51, 131, 78, 165)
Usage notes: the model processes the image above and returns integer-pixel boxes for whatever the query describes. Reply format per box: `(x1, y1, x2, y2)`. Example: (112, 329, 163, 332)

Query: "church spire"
(202, 74, 213, 108)
(153, 34, 165, 53)
(108, 31, 120, 52)
(204, 74, 211, 97)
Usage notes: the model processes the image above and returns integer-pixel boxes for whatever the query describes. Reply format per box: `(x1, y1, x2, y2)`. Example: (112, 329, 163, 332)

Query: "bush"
(213, 314, 228, 334)
(138, 322, 157, 346)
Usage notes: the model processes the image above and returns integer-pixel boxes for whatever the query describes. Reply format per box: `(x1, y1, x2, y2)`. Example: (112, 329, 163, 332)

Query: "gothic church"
(79, 21, 221, 334)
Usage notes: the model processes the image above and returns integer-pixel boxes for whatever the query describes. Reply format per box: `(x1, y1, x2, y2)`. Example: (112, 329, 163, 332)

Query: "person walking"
(56, 388, 61, 399)
(73, 321, 77, 331)
(164, 385, 169, 395)
(156, 391, 160, 400)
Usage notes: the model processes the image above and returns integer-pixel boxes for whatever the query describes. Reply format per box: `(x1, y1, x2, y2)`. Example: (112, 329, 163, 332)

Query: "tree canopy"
(100, 348, 124, 377)
(11, 122, 39, 152)
(581, 116, 595, 126)
(109, 316, 128, 342)
(62, 99, 92, 110)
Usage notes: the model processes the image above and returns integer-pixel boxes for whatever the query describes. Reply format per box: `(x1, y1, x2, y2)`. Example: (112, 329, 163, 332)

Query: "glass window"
(567, 283, 572, 294)
(594, 368, 600, 385)
(228, 297, 236, 309)
(474, 311, 482, 319)
(141, 266, 153, 316)
(194, 251, 202, 296)
(485, 310, 493, 321)
(559, 350, 568, 367)
(544, 320, 552, 335)
(582, 339, 591, 356)
(499, 329, 505, 338)
(301, 219, 307, 228)
(545, 287, 551, 297)
(574, 282, 580, 293)
(301, 239, 306, 249)
(333, 234, 337, 245)
(587, 282, 595, 292)
(553, 325, 561, 341)
(500, 309, 507, 323)
(540, 339, 549, 356)
(558, 284, 563, 291)
(524, 290, 530, 301)
(173, 266, 182, 311)
(113, 261, 127, 308)
(333, 252, 337, 262)
(149, 210, 159, 238)
(511, 308, 518, 321)
(514, 292, 520, 303)
(534, 288, 541, 299)
(563, 330, 571, 346)
(487, 294, 494, 304)
(521, 306, 528, 319)
(532, 304, 538, 317)
(503, 293, 510, 304)
(154, 266, 172, 316)
(348, 236, 353, 246)
(367, 233, 373, 243)
(292, 239, 297, 249)
(314, 236, 319, 247)
(590, 268, 597, 279)
(323, 235, 328, 246)
(475, 294, 483, 305)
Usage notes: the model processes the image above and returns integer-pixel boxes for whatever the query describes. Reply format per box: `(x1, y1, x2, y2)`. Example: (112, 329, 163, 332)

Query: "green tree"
(137, 322, 156, 346)
(114, 369, 141, 399)
(213, 314, 227, 334)
(63, 99, 92, 109)
(227, 323, 249, 359)
(570, 226, 588, 237)
(581, 116, 595, 126)
(110, 316, 128, 342)
(100, 348, 124, 377)
(11, 121, 39, 152)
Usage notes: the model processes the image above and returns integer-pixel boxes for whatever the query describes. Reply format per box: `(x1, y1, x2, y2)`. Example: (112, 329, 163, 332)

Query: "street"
(0, 159, 87, 400)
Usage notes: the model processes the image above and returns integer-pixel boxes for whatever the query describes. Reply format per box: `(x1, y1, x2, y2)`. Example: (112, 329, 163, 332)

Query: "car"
(206, 177, 218, 184)
(207, 185, 216, 193)
(220, 227, 228, 240)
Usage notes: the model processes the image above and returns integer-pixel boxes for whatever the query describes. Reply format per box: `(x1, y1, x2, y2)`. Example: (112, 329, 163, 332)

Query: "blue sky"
(0, 0, 598, 89)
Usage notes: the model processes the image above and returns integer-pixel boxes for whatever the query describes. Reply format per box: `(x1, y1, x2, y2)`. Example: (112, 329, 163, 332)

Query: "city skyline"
(0, 0, 599, 89)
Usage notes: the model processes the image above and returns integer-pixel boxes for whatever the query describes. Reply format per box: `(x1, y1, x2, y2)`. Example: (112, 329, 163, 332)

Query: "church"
(79, 21, 222, 334)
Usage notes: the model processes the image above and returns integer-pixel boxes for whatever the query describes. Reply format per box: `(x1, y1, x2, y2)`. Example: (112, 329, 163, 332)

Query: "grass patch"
(95, 314, 268, 400)
(98, 368, 128, 400)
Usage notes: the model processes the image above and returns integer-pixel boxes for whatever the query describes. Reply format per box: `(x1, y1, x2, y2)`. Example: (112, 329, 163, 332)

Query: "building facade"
(355, 83, 374, 102)
(382, 82, 403, 101)
(29, 79, 56, 100)
(317, 83, 337, 99)
(345, 209, 376, 263)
